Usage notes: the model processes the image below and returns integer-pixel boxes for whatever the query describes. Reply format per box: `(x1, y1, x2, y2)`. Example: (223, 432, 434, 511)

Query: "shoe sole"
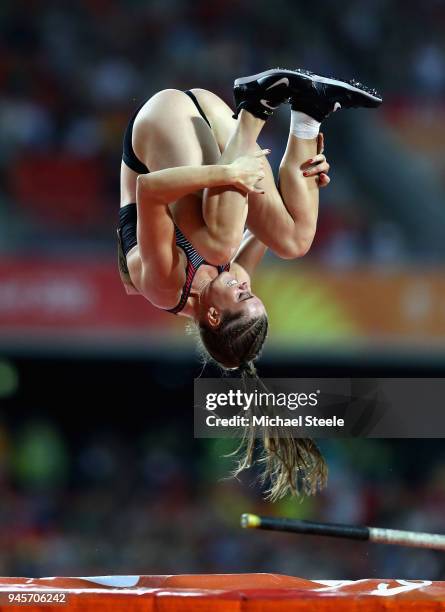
(234, 68, 382, 105)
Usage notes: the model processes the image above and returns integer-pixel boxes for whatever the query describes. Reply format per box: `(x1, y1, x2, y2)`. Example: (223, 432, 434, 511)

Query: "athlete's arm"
(135, 183, 183, 301)
(136, 156, 266, 207)
(233, 231, 267, 277)
(137, 165, 231, 205)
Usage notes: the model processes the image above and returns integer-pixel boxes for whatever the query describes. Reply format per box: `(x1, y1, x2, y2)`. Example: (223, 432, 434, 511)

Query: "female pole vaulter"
(118, 67, 381, 499)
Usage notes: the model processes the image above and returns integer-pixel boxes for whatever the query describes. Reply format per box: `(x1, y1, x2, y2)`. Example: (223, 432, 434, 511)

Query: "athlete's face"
(202, 272, 265, 328)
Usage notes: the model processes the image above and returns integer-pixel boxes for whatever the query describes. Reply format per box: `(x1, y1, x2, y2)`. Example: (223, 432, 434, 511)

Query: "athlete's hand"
(227, 149, 270, 195)
(301, 133, 331, 188)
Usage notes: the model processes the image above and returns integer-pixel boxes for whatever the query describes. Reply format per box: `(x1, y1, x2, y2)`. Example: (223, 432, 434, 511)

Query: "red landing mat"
(0, 574, 443, 610)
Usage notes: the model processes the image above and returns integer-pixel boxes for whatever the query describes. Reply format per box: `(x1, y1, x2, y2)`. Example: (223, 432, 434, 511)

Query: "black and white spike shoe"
(234, 68, 382, 122)
(233, 69, 292, 120)
(286, 68, 382, 121)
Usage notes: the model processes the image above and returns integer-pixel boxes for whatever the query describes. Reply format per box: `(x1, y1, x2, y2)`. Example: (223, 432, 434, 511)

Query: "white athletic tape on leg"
(290, 110, 320, 140)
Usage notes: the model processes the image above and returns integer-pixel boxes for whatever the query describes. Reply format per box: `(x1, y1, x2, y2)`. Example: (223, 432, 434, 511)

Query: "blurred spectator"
(13, 421, 69, 490)
(0, 417, 443, 579)
(0, 0, 444, 261)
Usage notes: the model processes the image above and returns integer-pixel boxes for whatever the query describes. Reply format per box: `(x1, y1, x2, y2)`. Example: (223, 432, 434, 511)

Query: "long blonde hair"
(190, 313, 328, 500)
(230, 361, 328, 501)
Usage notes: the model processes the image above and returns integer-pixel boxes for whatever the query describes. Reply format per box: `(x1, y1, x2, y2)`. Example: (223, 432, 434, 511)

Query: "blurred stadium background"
(1, 0, 445, 580)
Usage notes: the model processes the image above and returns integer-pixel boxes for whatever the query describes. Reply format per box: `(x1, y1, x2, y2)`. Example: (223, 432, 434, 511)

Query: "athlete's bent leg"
(193, 88, 298, 261)
(247, 68, 381, 258)
(201, 110, 266, 260)
(194, 84, 325, 260)
(246, 128, 321, 259)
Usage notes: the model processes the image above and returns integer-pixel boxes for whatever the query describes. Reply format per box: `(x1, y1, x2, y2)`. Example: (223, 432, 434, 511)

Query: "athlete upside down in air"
(118, 68, 382, 499)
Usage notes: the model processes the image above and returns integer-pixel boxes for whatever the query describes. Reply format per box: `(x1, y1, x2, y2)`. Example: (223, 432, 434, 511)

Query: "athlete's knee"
(278, 234, 315, 259)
